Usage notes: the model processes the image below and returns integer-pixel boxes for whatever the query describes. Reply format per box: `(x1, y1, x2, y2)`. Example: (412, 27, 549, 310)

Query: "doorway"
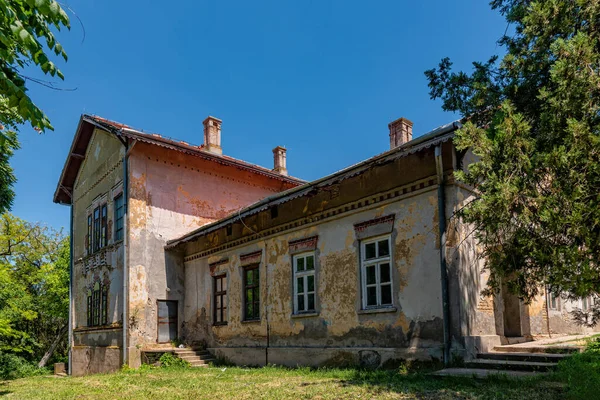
(501, 284, 522, 337)
(157, 300, 178, 343)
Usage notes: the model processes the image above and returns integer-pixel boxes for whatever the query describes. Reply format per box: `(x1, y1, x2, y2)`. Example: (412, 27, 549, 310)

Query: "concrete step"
(174, 350, 211, 357)
(179, 355, 215, 362)
(465, 359, 556, 372)
(493, 345, 582, 354)
(478, 352, 570, 363)
(431, 368, 547, 379)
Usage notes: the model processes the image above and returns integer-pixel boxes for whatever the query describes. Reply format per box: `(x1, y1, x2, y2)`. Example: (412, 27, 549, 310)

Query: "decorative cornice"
(73, 159, 123, 204)
(183, 175, 440, 263)
(288, 236, 318, 255)
(354, 214, 395, 240)
(240, 250, 262, 266)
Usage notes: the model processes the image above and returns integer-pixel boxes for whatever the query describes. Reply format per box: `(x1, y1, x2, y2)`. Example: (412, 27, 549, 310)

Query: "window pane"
(366, 265, 376, 285)
(297, 257, 305, 271)
(367, 287, 377, 306)
(380, 263, 391, 283)
(307, 294, 315, 311)
(246, 302, 252, 319)
(216, 296, 221, 309)
(307, 275, 314, 292)
(253, 269, 259, 283)
(246, 289, 253, 303)
(297, 295, 305, 311)
(306, 255, 314, 270)
(217, 278, 222, 292)
(297, 277, 304, 294)
(381, 285, 392, 305)
(365, 243, 376, 259)
(378, 239, 390, 257)
(246, 270, 253, 285)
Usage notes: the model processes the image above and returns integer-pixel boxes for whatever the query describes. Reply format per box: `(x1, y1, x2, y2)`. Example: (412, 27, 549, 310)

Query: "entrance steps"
(432, 346, 575, 378)
(173, 347, 216, 368)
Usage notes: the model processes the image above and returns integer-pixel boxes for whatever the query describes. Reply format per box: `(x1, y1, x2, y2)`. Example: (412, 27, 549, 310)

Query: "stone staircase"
(173, 347, 216, 368)
(433, 344, 580, 378)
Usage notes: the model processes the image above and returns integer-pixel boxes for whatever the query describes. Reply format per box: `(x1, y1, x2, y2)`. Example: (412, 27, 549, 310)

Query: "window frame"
(360, 235, 394, 310)
(86, 214, 93, 255)
(293, 252, 317, 314)
(114, 193, 124, 242)
(86, 281, 109, 327)
(213, 274, 228, 326)
(548, 290, 561, 311)
(243, 265, 260, 321)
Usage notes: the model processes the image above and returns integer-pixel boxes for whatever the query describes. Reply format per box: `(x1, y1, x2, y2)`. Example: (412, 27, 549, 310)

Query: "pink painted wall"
(125, 141, 300, 362)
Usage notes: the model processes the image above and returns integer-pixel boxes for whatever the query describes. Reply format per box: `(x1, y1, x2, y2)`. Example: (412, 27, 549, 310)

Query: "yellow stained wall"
(183, 189, 446, 363)
(71, 128, 125, 375)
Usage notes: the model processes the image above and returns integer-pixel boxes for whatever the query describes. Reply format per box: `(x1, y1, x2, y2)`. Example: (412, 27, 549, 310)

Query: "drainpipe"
(68, 204, 74, 375)
(122, 139, 130, 366)
(435, 144, 451, 366)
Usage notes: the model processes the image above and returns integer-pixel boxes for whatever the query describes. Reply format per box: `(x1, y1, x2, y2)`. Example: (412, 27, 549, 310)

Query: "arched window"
(87, 281, 109, 327)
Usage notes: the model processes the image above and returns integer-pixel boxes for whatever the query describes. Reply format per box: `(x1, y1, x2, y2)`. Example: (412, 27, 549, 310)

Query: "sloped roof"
(53, 114, 305, 204)
(165, 120, 462, 249)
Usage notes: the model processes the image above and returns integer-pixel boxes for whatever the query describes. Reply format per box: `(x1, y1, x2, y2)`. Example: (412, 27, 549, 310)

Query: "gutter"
(122, 137, 132, 367)
(68, 205, 74, 375)
(435, 144, 451, 366)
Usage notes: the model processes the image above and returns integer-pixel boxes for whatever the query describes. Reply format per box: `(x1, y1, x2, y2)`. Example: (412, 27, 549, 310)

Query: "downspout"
(68, 204, 74, 375)
(435, 144, 451, 366)
(122, 138, 130, 366)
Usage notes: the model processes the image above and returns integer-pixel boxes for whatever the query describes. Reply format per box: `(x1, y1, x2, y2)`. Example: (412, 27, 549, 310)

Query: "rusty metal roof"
(53, 114, 306, 204)
(165, 120, 462, 249)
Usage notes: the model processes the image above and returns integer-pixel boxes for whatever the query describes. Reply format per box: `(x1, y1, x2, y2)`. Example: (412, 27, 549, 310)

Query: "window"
(213, 274, 227, 325)
(549, 291, 561, 311)
(101, 204, 107, 248)
(582, 296, 594, 312)
(293, 253, 316, 313)
(243, 266, 260, 321)
(114, 194, 124, 242)
(93, 206, 101, 252)
(361, 236, 393, 309)
(87, 214, 93, 254)
(87, 281, 109, 327)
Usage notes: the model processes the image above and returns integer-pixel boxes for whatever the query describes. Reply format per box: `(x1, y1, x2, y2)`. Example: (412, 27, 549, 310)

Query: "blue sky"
(12, 0, 506, 231)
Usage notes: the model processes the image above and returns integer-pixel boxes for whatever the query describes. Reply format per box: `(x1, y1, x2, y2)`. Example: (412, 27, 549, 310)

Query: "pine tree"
(426, 0, 600, 325)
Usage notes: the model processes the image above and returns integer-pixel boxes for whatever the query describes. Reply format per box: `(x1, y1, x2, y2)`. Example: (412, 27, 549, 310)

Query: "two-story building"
(55, 113, 599, 375)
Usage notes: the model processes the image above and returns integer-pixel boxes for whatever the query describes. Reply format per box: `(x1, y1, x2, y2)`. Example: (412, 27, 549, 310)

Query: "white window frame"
(360, 235, 393, 309)
(293, 252, 316, 314)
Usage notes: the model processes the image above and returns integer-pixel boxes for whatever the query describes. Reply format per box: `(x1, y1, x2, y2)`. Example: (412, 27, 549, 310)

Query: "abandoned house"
(54, 114, 599, 376)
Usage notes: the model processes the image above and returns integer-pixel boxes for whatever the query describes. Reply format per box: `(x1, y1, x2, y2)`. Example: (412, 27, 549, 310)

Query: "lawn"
(0, 364, 567, 400)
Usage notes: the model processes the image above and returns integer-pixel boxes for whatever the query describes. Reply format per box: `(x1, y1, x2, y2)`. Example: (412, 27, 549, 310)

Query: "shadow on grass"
(337, 368, 564, 400)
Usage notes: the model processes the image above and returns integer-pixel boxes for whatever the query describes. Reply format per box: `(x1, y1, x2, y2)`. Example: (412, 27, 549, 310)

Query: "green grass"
(0, 364, 566, 400)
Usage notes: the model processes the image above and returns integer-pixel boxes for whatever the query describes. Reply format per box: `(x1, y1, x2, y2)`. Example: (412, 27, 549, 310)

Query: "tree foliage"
(0, 213, 69, 363)
(0, 0, 70, 213)
(425, 0, 600, 320)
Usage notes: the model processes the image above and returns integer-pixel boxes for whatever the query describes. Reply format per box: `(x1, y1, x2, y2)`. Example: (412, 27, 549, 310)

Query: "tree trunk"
(38, 324, 68, 368)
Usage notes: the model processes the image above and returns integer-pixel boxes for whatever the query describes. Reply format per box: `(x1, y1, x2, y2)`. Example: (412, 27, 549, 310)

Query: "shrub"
(158, 353, 190, 368)
(0, 353, 49, 380)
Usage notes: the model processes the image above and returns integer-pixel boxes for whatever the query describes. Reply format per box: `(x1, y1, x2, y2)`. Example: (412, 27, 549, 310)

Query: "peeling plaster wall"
(183, 189, 447, 367)
(528, 293, 600, 336)
(71, 128, 125, 376)
(125, 142, 298, 365)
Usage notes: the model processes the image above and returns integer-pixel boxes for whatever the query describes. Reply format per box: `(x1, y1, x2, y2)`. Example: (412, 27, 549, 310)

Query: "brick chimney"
(203, 116, 222, 155)
(388, 117, 413, 149)
(272, 146, 288, 176)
